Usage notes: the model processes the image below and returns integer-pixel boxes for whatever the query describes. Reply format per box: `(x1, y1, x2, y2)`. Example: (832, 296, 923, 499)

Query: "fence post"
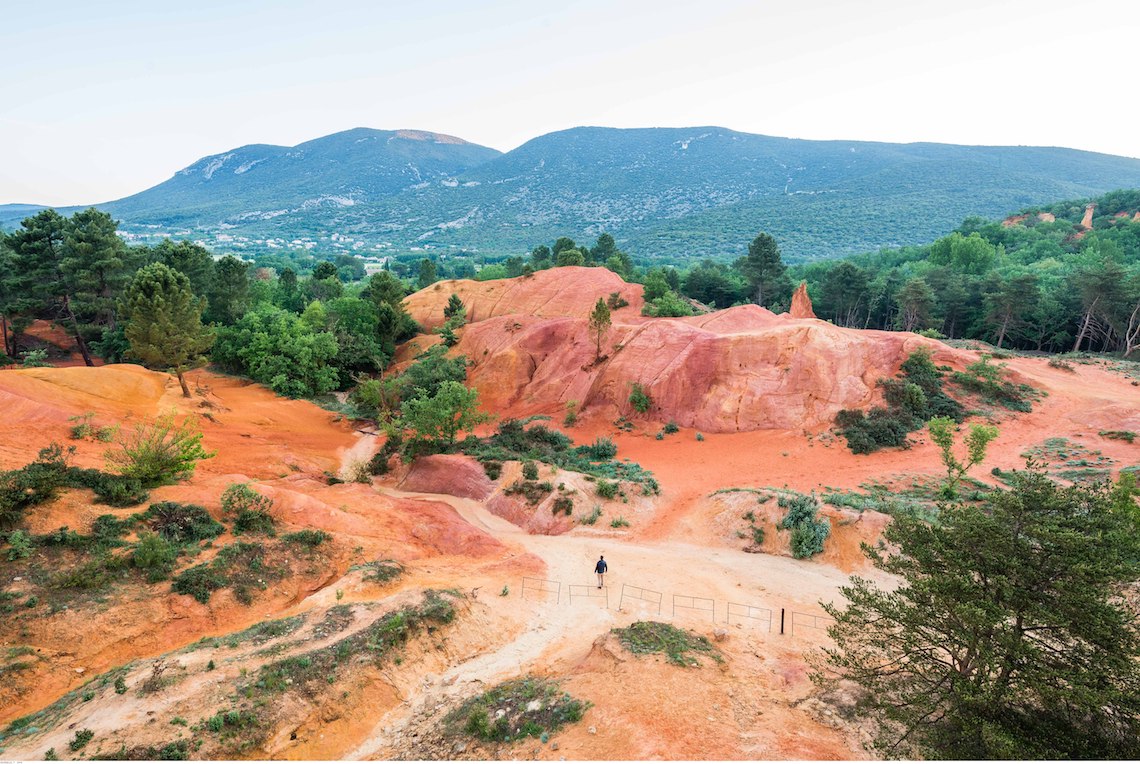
(780, 608, 785, 635)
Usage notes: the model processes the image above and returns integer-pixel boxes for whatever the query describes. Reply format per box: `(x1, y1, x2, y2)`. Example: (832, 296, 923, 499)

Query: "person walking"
(594, 555, 608, 589)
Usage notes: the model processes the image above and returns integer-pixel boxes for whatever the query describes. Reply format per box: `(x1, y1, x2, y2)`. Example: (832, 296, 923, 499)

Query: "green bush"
(105, 414, 214, 487)
(552, 496, 574, 516)
(595, 480, 619, 499)
(142, 502, 224, 543)
(282, 530, 331, 549)
(629, 383, 652, 413)
(6, 529, 33, 561)
(521, 461, 539, 480)
(172, 563, 228, 604)
(584, 437, 617, 460)
(663, 420, 679, 434)
(0, 443, 73, 528)
(777, 494, 830, 558)
(951, 355, 1034, 412)
(221, 484, 276, 537)
(132, 532, 178, 582)
(481, 460, 502, 480)
(69, 729, 94, 751)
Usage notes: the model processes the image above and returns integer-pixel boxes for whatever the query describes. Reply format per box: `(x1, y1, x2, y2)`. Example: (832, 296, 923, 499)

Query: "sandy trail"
(346, 484, 870, 758)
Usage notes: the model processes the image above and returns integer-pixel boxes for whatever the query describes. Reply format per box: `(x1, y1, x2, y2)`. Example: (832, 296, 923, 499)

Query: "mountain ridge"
(5, 125, 1140, 262)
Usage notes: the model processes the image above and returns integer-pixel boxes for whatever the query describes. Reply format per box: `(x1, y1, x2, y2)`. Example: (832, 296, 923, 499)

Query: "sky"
(2, 0, 1138, 206)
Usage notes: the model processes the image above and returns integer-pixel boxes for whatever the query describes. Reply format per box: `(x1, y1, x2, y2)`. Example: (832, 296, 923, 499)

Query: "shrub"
(1099, 430, 1136, 443)
(580, 505, 603, 525)
(69, 729, 94, 751)
(628, 383, 652, 414)
(610, 515, 630, 528)
(663, 420, 679, 434)
(563, 400, 578, 427)
(521, 460, 539, 480)
(606, 291, 629, 310)
(584, 437, 617, 460)
(595, 479, 619, 499)
(481, 460, 502, 480)
(1048, 357, 1075, 372)
(552, 496, 574, 516)
(22, 349, 50, 367)
(172, 563, 228, 604)
(951, 355, 1034, 412)
(504, 480, 553, 505)
(613, 621, 722, 667)
(221, 483, 276, 536)
(0, 443, 73, 528)
(696, 433, 704, 441)
(132, 532, 178, 582)
(282, 530, 331, 548)
(6, 529, 33, 561)
(142, 502, 224, 543)
(777, 494, 830, 558)
(835, 407, 914, 454)
(105, 414, 214, 487)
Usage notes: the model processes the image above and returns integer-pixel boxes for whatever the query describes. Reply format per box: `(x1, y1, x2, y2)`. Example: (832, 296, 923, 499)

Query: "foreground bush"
(105, 414, 214, 487)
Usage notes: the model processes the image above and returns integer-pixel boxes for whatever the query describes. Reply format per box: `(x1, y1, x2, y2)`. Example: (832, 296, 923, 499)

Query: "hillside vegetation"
(5, 126, 1140, 263)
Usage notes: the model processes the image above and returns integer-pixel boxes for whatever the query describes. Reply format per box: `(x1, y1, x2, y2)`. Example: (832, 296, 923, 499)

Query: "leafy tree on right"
(814, 468, 1140, 759)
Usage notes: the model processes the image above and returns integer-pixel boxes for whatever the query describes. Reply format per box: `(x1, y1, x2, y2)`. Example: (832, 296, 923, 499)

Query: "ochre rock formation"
(403, 266, 644, 331)
(787, 281, 817, 319)
(403, 270, 972, 433)
(398, 454, 494, 500)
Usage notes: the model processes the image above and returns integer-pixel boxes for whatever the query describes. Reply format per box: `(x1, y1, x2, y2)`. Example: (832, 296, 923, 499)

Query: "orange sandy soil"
(2, 315, 1140, 758)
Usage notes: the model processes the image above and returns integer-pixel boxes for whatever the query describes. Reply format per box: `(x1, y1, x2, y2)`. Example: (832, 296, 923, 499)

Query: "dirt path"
(345, 485, 876, 758)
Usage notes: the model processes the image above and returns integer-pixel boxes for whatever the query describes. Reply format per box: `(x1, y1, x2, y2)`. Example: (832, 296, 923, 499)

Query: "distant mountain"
(6, 126, 1140, 262)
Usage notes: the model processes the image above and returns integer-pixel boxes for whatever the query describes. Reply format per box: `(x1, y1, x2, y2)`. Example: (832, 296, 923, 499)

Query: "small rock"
(74, 668, 85, 674)
(525, 700, 542, 713)
(587, 726, 597, 735)
(713, 628, 728, 642)
(495, 709, 507, 719)
(707, 715, 715, 721)
(551, 742, 559, 751)
(452, 742, 466, 754)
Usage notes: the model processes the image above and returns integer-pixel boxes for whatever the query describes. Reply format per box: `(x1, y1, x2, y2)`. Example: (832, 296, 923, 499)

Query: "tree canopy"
(816, 468, 1140, 759)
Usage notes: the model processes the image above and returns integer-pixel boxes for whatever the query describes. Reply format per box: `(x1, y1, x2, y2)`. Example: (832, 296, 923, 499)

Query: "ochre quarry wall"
(404, 270, 970, 432)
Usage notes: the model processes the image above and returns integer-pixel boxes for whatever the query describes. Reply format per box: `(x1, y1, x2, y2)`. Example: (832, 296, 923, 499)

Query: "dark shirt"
(595, 560, 608, 574)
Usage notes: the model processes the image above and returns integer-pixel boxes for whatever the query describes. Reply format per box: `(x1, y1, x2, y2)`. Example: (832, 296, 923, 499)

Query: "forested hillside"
(6, 126, 1140, 263)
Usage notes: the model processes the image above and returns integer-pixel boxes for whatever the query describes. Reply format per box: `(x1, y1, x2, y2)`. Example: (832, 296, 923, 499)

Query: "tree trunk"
(63, 297, 94, 367)
(1, 315, 9, 358)
(177, 370, 191, 398)
(995, 315, 1008, 349)
(1073, 297, 1099, 352)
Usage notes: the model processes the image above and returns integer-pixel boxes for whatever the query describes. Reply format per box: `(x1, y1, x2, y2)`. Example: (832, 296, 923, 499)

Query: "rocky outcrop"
(398, 454, 493, 500)
(403, 266, 643, 331)
(787, 282, 816, 319)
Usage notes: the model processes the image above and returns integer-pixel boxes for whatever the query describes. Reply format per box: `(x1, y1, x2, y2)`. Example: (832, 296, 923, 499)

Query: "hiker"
(594, 555, 608, 588)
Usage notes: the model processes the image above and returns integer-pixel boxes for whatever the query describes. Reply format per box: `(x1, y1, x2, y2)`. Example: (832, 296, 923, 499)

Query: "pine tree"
(816, 468, 1140, 759)
(122, 263, 215, 397)
(588, 298, 612, 362)
(735, 232, 789, 308)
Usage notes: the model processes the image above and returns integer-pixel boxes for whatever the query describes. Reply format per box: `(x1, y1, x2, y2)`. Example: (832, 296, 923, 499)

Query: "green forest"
(4, 188, 1140, 405)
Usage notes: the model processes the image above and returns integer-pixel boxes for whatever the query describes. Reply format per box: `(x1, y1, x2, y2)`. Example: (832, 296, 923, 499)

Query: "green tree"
(927, 417, 998, 497)
(206, 255, 250, 325)
(555, 248, 585, 267)
(61, 208, 134, 334)
(211, 305, 340, 397)
(735, 232, 789, 308)
(122, 263, 216, 397)
(443, 293, 466, 322)
(588, 297, 612, 361)
(401, 380, 491, 451)
(816, 469, 1140, 759)
(146, 239, 214, 298)
(981, 273, 1039, 348)
(417, 258, 438, 289)
(7, 210, 94, 364)
(894, 277, 936, 332)
(928, 231, 1000, 275)
(820, 262, 870, 327)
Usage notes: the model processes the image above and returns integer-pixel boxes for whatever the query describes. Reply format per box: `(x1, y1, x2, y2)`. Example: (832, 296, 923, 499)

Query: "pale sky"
(2, 0, 1137, 206)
